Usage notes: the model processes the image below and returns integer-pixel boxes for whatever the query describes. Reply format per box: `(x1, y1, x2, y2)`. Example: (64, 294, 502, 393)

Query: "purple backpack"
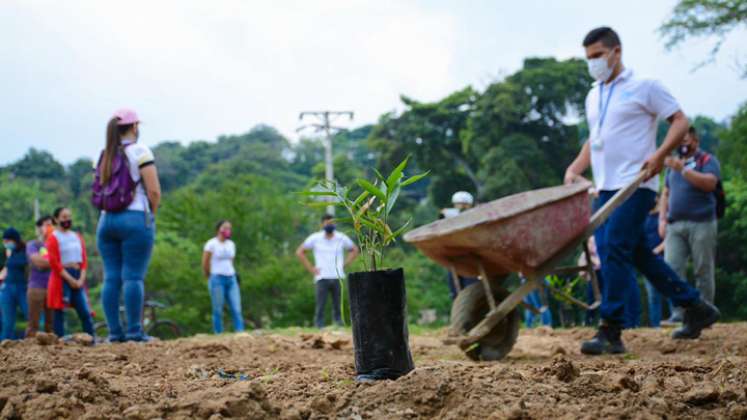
(91, 146, 138, 212)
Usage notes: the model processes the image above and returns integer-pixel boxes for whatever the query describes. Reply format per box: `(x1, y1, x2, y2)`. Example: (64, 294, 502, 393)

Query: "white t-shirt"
(203, 237, 236, 276)
(302, 231, 355, 282)
(54, 230, 83, 265)
(122, 141, 156, 212)
(585, 69, 681, 192)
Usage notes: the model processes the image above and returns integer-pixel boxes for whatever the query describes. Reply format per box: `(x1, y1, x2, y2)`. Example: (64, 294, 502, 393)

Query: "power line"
(297, 110, 354, 215)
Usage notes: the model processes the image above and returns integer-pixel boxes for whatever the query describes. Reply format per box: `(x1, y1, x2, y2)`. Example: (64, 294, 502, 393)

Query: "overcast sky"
(2, 0, 746, 165)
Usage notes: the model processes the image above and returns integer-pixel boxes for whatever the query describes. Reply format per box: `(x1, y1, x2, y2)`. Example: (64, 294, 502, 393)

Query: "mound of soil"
(1, 325, 747, 418)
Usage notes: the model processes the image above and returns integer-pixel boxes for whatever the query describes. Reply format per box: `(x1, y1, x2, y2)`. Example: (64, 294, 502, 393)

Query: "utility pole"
(298, 110, 354, 215)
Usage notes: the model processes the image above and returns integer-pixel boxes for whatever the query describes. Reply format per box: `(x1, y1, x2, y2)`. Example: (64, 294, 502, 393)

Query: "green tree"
(368, 57, 591, 206)
(660, 0, 747, 77)
(7, 148, 65, 180)
(717, 102, 747, 178)
(711, 102, 747, 320)
(67, 158, 94, 198)
(0, 177, 56, 238)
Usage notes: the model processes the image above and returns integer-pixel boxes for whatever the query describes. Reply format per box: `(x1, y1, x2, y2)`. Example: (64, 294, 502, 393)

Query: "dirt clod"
(34, 332, 58, 346)
(684, 384, 720, 406)
(550, 357, 579, 382)
(69, 333, 95, 346)
(34, 378, 58, 393)
(0, 324, 745, 418)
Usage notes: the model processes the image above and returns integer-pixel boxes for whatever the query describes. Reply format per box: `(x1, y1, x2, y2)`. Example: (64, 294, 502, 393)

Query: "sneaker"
(125, 334, 157, 343)
(580, 324, 626, 355)
(672, 301, 720, 340)
(660, 311, 684, 326)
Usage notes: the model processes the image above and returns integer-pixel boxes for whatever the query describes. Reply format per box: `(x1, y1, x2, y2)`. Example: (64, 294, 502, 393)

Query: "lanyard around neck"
(597, 80, 618, 134)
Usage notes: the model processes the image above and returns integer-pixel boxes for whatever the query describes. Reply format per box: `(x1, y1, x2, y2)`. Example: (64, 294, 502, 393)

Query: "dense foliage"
(1, 56, 746, 334)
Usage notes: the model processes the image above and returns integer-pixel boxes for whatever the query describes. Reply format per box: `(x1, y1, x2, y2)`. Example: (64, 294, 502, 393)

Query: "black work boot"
(672, 300, 720, 339)
(581, 324, 626, 355)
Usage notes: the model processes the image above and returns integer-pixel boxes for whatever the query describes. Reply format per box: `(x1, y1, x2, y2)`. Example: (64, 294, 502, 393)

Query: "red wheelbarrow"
(403, 173, 646, 361)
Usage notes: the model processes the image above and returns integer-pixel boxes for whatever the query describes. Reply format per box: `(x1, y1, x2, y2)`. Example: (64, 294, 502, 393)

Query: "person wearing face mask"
(564, 27, 719, 355)
(96, 109, 161, 342)
(202, 220, 244, 334)
(296, 214, 360, 328)
(25, 216, 55, 337)
(0, 227, 29, 340)
(46, 207, 94, 337)
(659, 127, 721, 325)
(440, 191, 480, 299)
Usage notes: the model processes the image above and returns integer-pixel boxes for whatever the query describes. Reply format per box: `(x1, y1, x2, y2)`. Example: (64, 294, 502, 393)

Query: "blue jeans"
(209, 274, 244, 333)
(0, 282, 28, 340)
(594, 189, 699, 326)
(523, 287, 552, 328)
(97, 210, 155, 341)
(52, 269, 94, 337)
(584, 270, 640, 327)
(593, 216, 643, 329)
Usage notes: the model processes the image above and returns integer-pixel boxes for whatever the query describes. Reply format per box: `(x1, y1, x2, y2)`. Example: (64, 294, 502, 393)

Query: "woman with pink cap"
(94, 109, 161, 342)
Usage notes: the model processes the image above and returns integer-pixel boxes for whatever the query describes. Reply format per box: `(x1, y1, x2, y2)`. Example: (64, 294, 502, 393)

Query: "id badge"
(591, 134, 604, 150)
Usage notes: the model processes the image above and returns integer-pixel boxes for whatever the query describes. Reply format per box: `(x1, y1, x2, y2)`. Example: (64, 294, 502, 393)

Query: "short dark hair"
(321, 214, 334, 222)
(583, 27, 621, 48)
(53, 207, 68, 219)
(35, 215, 53, 227)
(215, 220, 229, 232)
(688, 126, 699, 138)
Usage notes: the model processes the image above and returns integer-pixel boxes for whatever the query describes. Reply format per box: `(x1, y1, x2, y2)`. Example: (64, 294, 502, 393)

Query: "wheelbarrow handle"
(585, 171, 647, 235)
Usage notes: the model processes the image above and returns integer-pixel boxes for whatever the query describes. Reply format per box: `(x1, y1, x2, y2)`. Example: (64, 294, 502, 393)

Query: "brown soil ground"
(1, 323, 746, 419)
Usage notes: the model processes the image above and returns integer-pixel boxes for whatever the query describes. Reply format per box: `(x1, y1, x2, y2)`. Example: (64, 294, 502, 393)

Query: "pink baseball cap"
(112, 108, 140, 126)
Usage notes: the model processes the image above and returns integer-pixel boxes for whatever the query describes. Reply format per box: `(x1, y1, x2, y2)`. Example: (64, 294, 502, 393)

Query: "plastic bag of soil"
(348, 268, 414, 381)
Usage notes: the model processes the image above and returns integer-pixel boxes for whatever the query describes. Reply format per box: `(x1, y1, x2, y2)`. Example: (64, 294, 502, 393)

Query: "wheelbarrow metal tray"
(403, 182, 591, 278)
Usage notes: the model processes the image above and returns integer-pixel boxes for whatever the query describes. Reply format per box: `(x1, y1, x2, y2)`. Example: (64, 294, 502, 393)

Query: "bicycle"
(94, 299, 182, 340)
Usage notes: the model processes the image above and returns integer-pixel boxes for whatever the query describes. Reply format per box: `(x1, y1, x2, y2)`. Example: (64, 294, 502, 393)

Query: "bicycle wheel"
(147, 320, 182, 340)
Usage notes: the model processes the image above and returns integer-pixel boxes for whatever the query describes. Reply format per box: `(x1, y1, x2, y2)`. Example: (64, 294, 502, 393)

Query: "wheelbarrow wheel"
(450, 282, 520, 361)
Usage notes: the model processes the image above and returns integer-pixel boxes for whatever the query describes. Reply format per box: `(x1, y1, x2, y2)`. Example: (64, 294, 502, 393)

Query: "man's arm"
(344, 245, 360, 267)
(564, 141, 591, 184)
(663, 157, 718, 192)
(295, 243, 319, 276)
(29, 252, 50, 270)
(642, 111, 689, 180)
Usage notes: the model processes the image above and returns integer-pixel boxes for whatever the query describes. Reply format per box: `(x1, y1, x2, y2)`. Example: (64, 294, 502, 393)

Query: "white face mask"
(587, 53, 614, 82)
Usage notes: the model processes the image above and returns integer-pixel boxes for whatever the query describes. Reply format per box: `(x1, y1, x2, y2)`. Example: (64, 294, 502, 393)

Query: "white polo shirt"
(585, 69, 681, 192)
(302, 231, 355, 282)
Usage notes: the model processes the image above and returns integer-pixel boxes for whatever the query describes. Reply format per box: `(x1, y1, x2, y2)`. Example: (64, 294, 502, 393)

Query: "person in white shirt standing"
(564, 27, 719, 355)
(296, 214, 359, 328)
(203, 220, 244, 334)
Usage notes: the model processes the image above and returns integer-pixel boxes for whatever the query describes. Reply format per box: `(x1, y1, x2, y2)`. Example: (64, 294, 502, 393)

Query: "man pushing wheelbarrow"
(405, 26, 718, 360)
(564, 27, 718, 355)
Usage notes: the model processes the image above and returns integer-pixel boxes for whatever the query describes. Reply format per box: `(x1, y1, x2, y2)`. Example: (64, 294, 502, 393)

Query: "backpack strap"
(695, 151, 711, 169)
